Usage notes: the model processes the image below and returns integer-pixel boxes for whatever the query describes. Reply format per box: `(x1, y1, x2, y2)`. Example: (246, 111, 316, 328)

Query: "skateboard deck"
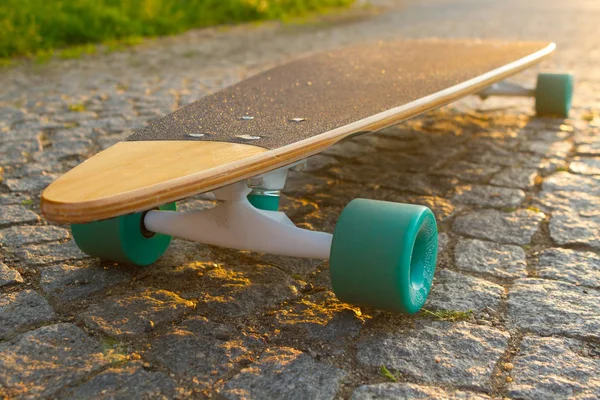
(41, 39, 555, 223)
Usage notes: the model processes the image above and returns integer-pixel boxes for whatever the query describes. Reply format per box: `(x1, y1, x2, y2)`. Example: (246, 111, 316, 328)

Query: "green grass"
(1, 0, 355, 59)
(59, 43, 98, 59)
(68, 103, 87, 112)
(379, 365, 401, 382)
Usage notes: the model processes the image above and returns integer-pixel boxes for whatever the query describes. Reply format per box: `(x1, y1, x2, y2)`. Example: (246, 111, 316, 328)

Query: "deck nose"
(41, 140, 266, 223)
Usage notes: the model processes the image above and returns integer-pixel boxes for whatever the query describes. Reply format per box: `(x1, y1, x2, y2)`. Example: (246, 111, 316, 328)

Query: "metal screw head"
(237, 134, 261, 140)
(289, 118, 306, 123)
(246, 177, 264, 188)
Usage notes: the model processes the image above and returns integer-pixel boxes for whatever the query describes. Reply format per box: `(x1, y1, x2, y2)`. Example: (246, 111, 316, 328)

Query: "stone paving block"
(194, 262, 300, 318)
(520, 140, 572, 157)
(438, 232, 449, 253)
(538, 157, 568, 174)
(81, 289, 194, 338)
(351, 382, 491, 400)
(577, 141, 600, 156)
(281, 170, 330, 198)
(271, 291, 365, 350)
(535, 190, 597, 213)
(155, 236, 231, 270)
(490, 167, 537, 190)
(356, 321, 509, 391)
(33, 139, 93, 162)
(5, 160, 56, 175)
(302, 153, 339, 173)
(575, 129, 600, 143)
(451, 185, 525, 208)
(550, 211, 600, 250)
(466, 150, 542, 168)
(80, 116, 126, 131)
(466, 137, 518, 154)
(331, 164, 456, 196)
(0, 225, 69, 247)
(384, 171, 458, 196)
(425, 269, 504, 313)
(15, 240, 88, 265)
(367, 149, 457, 173)
(0, 324, 110, 399)
(523, 128, 570, 143)
(147, 316, 257, 390)
(0, 141, 41, 165)
(360, 130, 438, 153)
(0, 290, 56, 339)
(0, 106, 25, 124)
(0, 205, 39, 227)
(220, 347, 347, 400)
(454, 238, 527, 279)
(142, 240, 224, 276)
(299, 205, 341, 234)
(53, 111, 99, 123)
(452, 209, 544, 245)
(409, 195, 458, 222)
(8, 119, 42, 133)
(37, 119, 65, 130)
(507, 336, 600, 399)
(4, 175, 57, 192)
(40, 263, 130, 302)
(302, 181, 456, 223)
(569, 157, 600, 175)
(323, 137, 372, 159)
(311, 265, 333, 289)
(61, 361, 183, 399)
(435, 161, 502, 183)
(507, 278, 600, 340)
(245, 252, 324, 277)
(0, 261, 24, 287)
(541, 172, 600, 195)
(537, 248, 600, 288)
(42, 126, 87, 140)
(0, 193, 30, 205)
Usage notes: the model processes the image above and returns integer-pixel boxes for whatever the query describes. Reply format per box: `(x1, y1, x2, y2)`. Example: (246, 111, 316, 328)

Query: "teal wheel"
(71, 202, 176, 266)
(535, 73, 574, 117)
(329, 199, 438, 314)
(248, 190, 280, 211)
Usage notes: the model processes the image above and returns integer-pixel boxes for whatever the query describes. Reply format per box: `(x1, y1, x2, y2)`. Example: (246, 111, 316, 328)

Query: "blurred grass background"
(1, 0, 355, 59)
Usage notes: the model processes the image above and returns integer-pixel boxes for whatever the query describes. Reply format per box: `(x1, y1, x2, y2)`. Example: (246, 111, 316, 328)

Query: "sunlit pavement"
(1, 0, 599, 398)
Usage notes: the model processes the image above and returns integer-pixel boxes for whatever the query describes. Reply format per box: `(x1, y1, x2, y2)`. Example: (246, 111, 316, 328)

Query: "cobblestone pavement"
(1, 0, 599, 398)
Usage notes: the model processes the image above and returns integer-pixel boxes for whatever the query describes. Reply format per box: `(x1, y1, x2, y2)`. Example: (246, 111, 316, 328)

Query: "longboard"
(41, 39, 557, 224)
(39, 38, 573, 315)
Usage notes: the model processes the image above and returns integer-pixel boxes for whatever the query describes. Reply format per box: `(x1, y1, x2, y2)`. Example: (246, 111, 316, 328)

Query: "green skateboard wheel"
(71, 202, 176, 266)
(329, 199, 438, 314)
(248, 192, 280, 211)
(535, 73, 574, 117)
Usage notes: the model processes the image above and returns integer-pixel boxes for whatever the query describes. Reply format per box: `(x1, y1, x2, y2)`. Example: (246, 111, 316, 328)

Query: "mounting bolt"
(246, 177, 264, 188)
